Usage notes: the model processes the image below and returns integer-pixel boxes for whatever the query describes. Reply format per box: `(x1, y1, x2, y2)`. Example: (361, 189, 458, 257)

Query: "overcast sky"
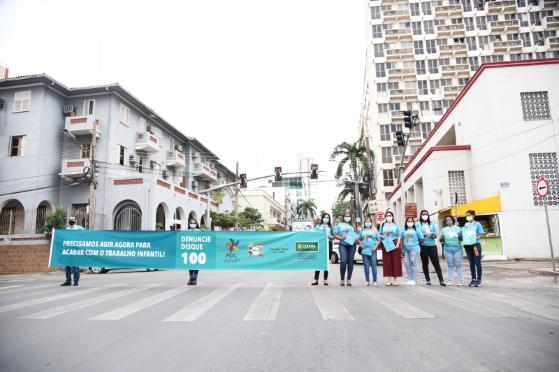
(0, 0, 367, 213)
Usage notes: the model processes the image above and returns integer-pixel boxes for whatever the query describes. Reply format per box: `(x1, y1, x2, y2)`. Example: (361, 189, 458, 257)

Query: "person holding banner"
(462, 210, 485, 287)
(401, 217, 424, 286)
(358, 217, 380, 286)
(334, 212, 357, 286)
(60, 216, 84, 287)
(378, 211, 402, 286)
(417, 210, 446, 286)
(187, 219, 201, 286)
(312, 213, 334, 286)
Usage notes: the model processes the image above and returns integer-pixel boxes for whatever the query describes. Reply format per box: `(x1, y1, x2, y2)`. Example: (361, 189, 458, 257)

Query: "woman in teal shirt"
(358, 217, 380, 286)
(417, 210, 445, 286)
(334, 212, 357, 286)
(312, 212, 334, 286)
(401, 217, 424, 285)
(440, 216, 464, 286)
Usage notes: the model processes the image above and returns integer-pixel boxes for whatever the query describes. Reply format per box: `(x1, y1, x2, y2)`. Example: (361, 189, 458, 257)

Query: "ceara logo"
(225, 239, 239, 258)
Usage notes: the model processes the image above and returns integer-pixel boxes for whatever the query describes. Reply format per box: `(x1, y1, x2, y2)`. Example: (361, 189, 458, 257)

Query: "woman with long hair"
(334, 211, 357, 286)
(416, 210, 445, 286)
(187, 218, 201, 286)
(378, 211, 402, 286)
(401, 217, 424, 285)
(311, 212, 334, 286)
(358, 216, 380, 286)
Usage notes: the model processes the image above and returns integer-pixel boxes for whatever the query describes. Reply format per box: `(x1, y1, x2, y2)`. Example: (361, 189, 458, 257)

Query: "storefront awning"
(442, 194, 501, 217)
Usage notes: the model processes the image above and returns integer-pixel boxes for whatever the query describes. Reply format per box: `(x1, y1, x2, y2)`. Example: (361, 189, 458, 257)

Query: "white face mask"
(446, 219, 454, 226)
(343, 217, 351, 223)
(323, 218, 330, 224)
(386, 216, 393, 222)
(466, 216, 473, 222)
(406, 222, 414, 228)
(421, 215, 428, 221)
(189, 224, 197, 229)
(365, 222, 372, 228)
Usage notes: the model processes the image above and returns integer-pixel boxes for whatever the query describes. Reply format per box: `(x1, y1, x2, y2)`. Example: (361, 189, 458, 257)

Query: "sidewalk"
(482, 259, 559, 278)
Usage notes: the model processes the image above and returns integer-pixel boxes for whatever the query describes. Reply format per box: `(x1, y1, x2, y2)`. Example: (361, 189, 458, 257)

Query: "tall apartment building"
(0, 74, 236, 236)
(361, 0, 559, 213)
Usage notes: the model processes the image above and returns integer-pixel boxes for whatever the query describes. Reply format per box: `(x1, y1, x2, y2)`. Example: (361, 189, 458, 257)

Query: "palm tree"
(296, 199, 317, 220)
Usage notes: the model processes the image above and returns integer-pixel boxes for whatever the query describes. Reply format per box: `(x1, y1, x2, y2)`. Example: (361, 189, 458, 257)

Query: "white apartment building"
(361, 0, 559, 213)
(238, 189, 286, 230)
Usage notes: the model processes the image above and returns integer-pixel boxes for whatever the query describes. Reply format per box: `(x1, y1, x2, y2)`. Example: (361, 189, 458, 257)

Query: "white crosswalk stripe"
(91, 286, 192, 321)
(310, 287, 354, 320)
(362, 289, 435, 319)
(243, 283, 282, 321)
(0, 285, 23, 290)
(20, 284, 161, 319)
(164, 284, 241, 322)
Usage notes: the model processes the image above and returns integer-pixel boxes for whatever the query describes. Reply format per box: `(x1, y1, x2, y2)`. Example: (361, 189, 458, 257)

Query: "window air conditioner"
(174, 144, 184, 152)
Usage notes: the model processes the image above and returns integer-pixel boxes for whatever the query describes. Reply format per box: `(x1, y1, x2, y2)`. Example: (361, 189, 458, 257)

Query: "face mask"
(406, 222, 414, 228)
(466, 216, 473, 222)
(323, 218, 329, 224)
(189, 224, 197, 229)
(365, 222, 372, 228)
(386, 216, 393, 222)
(421, 215, 428, 221)
(343, 217, 351, 223)
(68, 220, 75, 225)
(446, 220, 453, 226)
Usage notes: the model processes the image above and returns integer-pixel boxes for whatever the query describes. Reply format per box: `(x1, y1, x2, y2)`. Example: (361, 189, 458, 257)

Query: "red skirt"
(381, 239, 403, 277)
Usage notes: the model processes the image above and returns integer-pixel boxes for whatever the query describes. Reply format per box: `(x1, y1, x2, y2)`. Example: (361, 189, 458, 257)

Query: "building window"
(421, 122, 432, 139)
(468, 56, 479, 72)
(464, 17, 475, 31)
(420, 101, 430, 116)
(426, 39, 437, 54)
(418, 80, 428, 95)
(383, 169, 395, 187)
(374, 43, 384, 58)
(119, 145, 126, 166)
(521, 91, 551, 121)
(532, 32, 545, 47)
(458, 77, 469, 86)
(466, 36, 477, 51)
(448, 171, 467, 205)
(432, 100, 444, 114)
(516, 0, 526, 6)
(410, 145, 421, 155)
(430, 80, 441, 95)
(428, 59, 439, 74)
(530, 12, 541, 26)
(410, 3, 420, 16)
(529, 152, 559, 206)
(478, 36, 490, 51)
(423, 21, 434, 34)
(421, 2, 432, 16)
(378, 103, 389, 113)
(12, 91, 31, 113)
(412, 21, 422, 35)
(372, 25, 383, 39)
(119, 104, 130, 126)
(371, 6, 381, 20)
(9, 135, 25, 157)
(414, 40, 424, 55)
(83, 99, 95, 115)
(416, 60, 426, 75)
(380, 125, 391, 141)
(80, 143, 91, 159)
(519, 33, 531, 48)
(382, 147, 392, 164)
(138, 157, 143, 173)
(475, 16, 487, 31)
(376, 63, 386, 78)
(461, 0, 472, 12)
(392, 145, 402, 156)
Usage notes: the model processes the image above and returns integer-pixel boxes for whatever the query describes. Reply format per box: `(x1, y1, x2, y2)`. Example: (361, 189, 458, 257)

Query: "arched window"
(113, 201, 142, 231)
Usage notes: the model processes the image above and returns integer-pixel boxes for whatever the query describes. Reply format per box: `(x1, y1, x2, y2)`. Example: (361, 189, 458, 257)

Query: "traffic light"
(395, 131, 405, 147)
(274, 167, 282, 182)
(239, 173, 247, 188)
(403, 110, 413, 129)
(310, 164, 318, 179)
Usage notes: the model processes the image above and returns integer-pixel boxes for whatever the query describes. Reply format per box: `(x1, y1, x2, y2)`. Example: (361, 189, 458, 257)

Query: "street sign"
(405, 203, 417, 219)
(536, 178, 550, 198)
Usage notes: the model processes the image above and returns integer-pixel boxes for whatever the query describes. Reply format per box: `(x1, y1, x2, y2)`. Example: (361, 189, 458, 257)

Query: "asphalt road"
(1, 264, 558, 372)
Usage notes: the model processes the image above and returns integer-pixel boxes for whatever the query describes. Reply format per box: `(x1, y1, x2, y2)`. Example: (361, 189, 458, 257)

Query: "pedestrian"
(358, 217, 380, 286)
(462, 210, 485, 287)
(401, 217, 424, 285)
(60, 216, 84, 287)
(187, 218, 201, 286)
(440, 216, 464, 286)
(311, 213, 334, 286)
(417, 210, 446, 286)
(378, 211, 403, 286)
(334, 211, 357, 286)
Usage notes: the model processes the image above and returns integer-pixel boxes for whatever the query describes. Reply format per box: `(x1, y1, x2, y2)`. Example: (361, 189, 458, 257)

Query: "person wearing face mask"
(462, 210, 485, 287)
(187, 219, 201, 286)
(61, 216, 84, 287)
(378, 211, 402, 286)
(440, 217, 464, 286)
(312, 213, 334, 286)
(334, 212, 357, 286)
(358, 217, 380, 286)
(401, 217, 424, 285)
(416, 210, 445, 286)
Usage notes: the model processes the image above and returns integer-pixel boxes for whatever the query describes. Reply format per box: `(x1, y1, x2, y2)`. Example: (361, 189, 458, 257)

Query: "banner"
(49, 229, 328, 271)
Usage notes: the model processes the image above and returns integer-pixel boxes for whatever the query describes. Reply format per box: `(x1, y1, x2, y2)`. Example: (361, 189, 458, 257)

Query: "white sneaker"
(447, 281, 453, 286)
(363, 282, 370, 286)
(457, 282, 464, 287)
(406, 280, 416, 285)
(373, 282, 378, 287)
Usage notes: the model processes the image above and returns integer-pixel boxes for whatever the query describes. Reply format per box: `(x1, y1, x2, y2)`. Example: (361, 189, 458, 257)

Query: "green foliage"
(296, 199, 317, 219)
(211, 191, 225, 205)
(332, 200, 351, 220)
(43, 208, 67, 236)
(210, 211, 238, 229)
(238, 207, 264, 229)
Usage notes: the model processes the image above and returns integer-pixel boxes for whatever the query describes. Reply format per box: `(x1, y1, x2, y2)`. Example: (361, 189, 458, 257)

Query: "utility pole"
(87, 119, 98, 229)
(234, 162, 239, 229)
(397, 112, 418, 225)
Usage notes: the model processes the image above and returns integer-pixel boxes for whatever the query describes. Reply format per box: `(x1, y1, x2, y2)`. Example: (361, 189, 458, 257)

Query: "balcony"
(166, 151, 186, 168)
(436, 24, 465, 37)
(487, 0, 517, 13)
(434, 4, 463, 17)
(383, 9, 410, 21)
(490, 20, 519, 33)
(385, 48, 414, 61)
(391, 110, 405, 122)
(60, 158, 91, 179)
(492, 40, 522, 53)
(388, 68, 416, 80)
(549, 37, 559, 49)
(384, 28, 412, 41)
(441, 64, 470, 77)
(443, 85, 465, 97)
(546, 16, 559, 29)
(544, 0, 559, 8)
(64, 115, 100, 137)
(390, 89, 418, 99)
(193, 163, 218, 183)
(439, 44, 468, 56)
(135, 131, 161, 153)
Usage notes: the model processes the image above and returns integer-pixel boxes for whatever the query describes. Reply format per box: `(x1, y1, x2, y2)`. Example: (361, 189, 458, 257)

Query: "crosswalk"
(1, 282, 557, 322)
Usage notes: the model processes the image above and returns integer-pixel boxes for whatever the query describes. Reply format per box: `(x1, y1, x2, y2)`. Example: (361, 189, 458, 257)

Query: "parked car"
(330, 241, 382, 265)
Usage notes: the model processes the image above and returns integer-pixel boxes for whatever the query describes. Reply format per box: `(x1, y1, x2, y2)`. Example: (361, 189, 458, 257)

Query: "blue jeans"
(404, 250, 419, 281)
(339, 243, 356, 280)
(362, 253, 378, 283)
(464, 243, 482, 283)
(444, 249, 464, 284)
(64, 266, 80, 284)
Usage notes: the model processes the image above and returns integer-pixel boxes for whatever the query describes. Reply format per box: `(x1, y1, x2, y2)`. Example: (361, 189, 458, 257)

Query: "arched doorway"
(0, 199, 25, 235)
(35, 201, 52, 234)
(113, 200, 142, 231)
(200, 215, 206, 228)
(156, 203, 168, 230)
(173, 207, 184, 230)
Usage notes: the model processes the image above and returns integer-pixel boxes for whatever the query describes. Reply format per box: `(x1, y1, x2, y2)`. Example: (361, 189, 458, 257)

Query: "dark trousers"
(339, 243, 356, 280)
(314, 242, 333, 281)
(464, 243, 482, 283)
(189, 270, 199, 281)
(64, 266, 80, 284)
(420, 245, 444, 283)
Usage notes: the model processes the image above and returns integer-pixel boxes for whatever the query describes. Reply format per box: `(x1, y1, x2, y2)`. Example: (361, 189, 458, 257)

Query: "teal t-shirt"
(462, 221, 484, 245)
(66, 225, 84, 230)
(335, 222, 355, 246)
(380, 223, 400, 241)
(416, 222, 437, 246)
(401, 228, 424, 252)
(442, 226, 462, 251)
(359, 229, 380, 256)
(315, 224, 333, 240)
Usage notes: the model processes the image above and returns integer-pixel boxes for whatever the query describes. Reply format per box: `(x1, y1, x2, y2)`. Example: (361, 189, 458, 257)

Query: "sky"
(0, 0, 367, 213)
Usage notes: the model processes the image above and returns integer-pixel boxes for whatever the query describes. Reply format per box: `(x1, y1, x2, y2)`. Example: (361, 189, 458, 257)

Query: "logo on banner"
(225, 239, 240, 258)
(248, 243, 264, 257)
(295, 241, 319, 252)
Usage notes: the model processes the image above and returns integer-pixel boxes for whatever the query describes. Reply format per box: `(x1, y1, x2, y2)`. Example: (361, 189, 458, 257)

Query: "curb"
(528, 269, 559, 277)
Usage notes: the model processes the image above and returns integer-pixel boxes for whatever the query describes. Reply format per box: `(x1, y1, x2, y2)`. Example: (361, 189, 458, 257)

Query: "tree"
(210, 191, 225, 205)
(238, 207, 264, 229)
(296, 199, 317, 220)
(332, 200, 351, 221)
(43, 207, 67, 238)
(210, 211, 238, 229)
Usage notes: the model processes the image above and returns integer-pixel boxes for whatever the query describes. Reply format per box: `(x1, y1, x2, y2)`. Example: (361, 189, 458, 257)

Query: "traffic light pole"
(234, 162, 239, 229)
(397, 114, 418, 225)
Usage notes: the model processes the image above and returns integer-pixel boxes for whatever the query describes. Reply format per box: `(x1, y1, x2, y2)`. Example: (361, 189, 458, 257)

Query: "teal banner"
(49, 229, 328, 271)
